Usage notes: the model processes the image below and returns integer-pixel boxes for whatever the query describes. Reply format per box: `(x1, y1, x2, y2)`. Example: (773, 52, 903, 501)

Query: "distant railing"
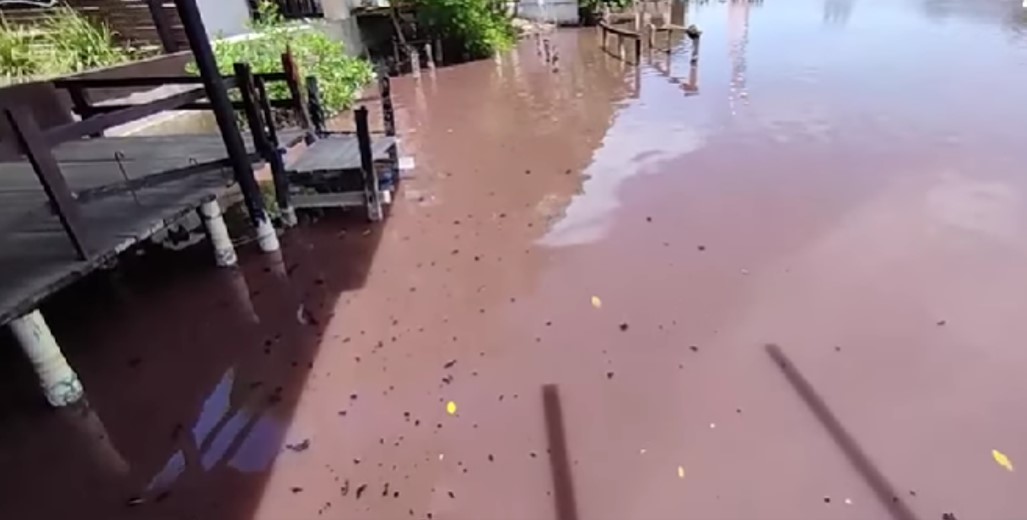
(251, 0, 324, 19)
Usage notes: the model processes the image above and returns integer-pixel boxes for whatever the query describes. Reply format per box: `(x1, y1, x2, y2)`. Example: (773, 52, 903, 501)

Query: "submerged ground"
(1, 0, 1027, 518)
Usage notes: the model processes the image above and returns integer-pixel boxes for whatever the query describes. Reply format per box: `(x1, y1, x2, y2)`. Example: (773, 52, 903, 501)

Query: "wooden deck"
(0, 131, 298, 326)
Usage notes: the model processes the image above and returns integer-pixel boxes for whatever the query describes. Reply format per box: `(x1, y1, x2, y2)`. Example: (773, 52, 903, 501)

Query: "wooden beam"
(234, 62, 291, 219)
(144, 0, 180, 53)
(3, 108, 89, 260)
(45, 87, 208, 145)
(173, 0, 271, 234)
(281, 50, 312, 131)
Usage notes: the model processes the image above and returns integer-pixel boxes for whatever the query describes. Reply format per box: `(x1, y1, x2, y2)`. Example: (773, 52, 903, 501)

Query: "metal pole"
(172, 0, 279, 252)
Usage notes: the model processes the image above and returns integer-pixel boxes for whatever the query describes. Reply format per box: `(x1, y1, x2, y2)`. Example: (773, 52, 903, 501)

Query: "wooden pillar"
(235, 62, 295, 227)
(9, 310, 84, 407)
(172, 0, 279, 252)
(145, 0, 180, 53)
(354, 107, 382, 222)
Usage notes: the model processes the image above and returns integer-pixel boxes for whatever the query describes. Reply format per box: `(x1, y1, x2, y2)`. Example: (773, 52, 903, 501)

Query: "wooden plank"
(286, 134, 395, 173)
(0, 170, 233, 326)
(45, 86, 208, 145)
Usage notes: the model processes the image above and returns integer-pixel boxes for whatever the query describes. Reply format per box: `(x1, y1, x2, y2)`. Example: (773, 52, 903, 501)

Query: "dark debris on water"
(285, 439, 310, 452)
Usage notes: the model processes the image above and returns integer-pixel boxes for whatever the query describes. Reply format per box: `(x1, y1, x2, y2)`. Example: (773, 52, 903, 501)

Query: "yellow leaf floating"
(993, 449, 1014, 472)
(591, 296, 602, 309)
(446, 401, 458, 415)
(677, 466, 685, 479)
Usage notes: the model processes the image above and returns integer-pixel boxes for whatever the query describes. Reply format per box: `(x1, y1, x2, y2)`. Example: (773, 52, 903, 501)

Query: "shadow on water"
(0, 28, 635, 520)
(0, 211, 384, 519)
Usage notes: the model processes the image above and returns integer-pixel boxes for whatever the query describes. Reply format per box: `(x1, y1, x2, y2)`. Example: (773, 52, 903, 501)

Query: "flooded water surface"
(2, 0, 1027, 519)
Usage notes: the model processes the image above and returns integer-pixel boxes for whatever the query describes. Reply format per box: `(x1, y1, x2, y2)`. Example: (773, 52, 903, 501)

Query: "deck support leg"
(354, 107, 383, 222)
(255, 218, 280, 252)
(9, 310, 83, 407)
(199, 199, 237, 267)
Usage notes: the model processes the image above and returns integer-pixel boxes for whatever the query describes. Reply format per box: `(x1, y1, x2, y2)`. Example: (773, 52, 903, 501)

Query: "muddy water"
(2, 1, 1027, 519)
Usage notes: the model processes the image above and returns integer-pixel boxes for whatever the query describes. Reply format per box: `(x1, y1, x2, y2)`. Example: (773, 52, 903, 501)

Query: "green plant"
(580, 0, 631, 14)
(42, 7, 132, 72)
(416, 0, 515, 59)
(0, 7, 139, 84)
(197, 1, 373, 117)
(0, 16, 38, 83)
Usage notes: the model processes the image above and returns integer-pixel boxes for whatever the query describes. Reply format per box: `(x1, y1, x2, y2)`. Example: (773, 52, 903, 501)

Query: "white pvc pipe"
(9, 310, 84, 407)
(255, 215, 280, 253)
(280, 206, 298, 228)
(198, 200, 237, 267)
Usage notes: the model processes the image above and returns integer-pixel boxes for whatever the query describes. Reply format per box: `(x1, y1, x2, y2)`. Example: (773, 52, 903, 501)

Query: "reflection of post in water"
(221, 266, 260, 324)
(60, 399, 130, 476)
(652, 51, 700, 96)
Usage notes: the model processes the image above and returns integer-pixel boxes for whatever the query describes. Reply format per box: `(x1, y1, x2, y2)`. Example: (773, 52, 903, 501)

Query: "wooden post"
(235, 62, 294, 227)
(254, 76, 279, 147)
(172, 0, 278, 252)
(305, 75, 327, 136)
(198, 199, 237, 267)
(9, 310, 83, 407)
(634, 37, 641, 62)
(424, 42, 436, 70)
(686, 24, 702, 64)
(377, 70, 399, 184)
(4, 108, 89, 260)
(354, 107, 382, 222)
(409, 45, 421, 79)
(145, 0, 179, 53)
(281, 50, 312, 132)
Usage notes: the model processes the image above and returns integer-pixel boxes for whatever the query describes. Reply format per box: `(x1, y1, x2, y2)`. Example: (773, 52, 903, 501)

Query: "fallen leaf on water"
(591, 296, 602, 309)
(993, 449, 1014, 471)
(446, 401, 457, 415)
(677, 466, 685, 479)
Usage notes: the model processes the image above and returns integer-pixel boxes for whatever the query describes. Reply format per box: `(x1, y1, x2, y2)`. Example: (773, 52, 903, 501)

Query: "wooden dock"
(0, 132, 292, 325)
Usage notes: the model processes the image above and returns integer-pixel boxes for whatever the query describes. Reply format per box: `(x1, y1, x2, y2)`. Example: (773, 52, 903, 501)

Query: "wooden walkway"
(0, 131, 299, 325)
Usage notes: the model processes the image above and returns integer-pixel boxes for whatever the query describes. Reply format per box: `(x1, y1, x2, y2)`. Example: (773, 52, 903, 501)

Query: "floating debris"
(677, 466, 685, 479)
(689, 345, 699, 352)
(619, 323, 629, 331)
(591, 296, 602, 308)
(993, 449, 1014, 471)
(443, 359, 457, 369)
(640, 448, 647, 454)
(823, 496, 831, 504)
(355, 484, 367, 499)
(606, 371, 614, 379)
(446, 401, 458, 415)
(697, 245, 706, 251)
(448, 491, 455, 499)
(438, 453, 445, 461)
(285, 439, 310, 452)
(341, 480, 350, 496)
(291, 487, 304, 494)
(844, 498, 852, 505)
(937, 320, 947, 326)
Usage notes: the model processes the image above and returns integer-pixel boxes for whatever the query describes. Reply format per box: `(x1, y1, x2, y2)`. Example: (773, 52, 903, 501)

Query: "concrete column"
(199, 199, 237, 267)
(9, 310, 84, 407)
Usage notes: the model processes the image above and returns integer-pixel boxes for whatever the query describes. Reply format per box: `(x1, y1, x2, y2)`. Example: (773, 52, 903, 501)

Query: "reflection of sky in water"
(541, 0, 1027, 247)
(146, 367, 286, 493)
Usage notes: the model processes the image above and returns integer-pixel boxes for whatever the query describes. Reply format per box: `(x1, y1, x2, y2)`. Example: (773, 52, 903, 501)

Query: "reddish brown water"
(3, 1, 1027, 519)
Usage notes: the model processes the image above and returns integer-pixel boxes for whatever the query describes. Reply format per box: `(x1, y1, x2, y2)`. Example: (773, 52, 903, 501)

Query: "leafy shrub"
(42, 7, 133, 72)
(198, 1, 373, 116)
(0, 17, 38, 82)
(0, 7, 138, 85)
(415, 0, 515, 59)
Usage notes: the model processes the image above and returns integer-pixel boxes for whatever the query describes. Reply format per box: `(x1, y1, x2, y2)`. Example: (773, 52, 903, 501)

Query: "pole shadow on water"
(0, 210, 386, 520)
